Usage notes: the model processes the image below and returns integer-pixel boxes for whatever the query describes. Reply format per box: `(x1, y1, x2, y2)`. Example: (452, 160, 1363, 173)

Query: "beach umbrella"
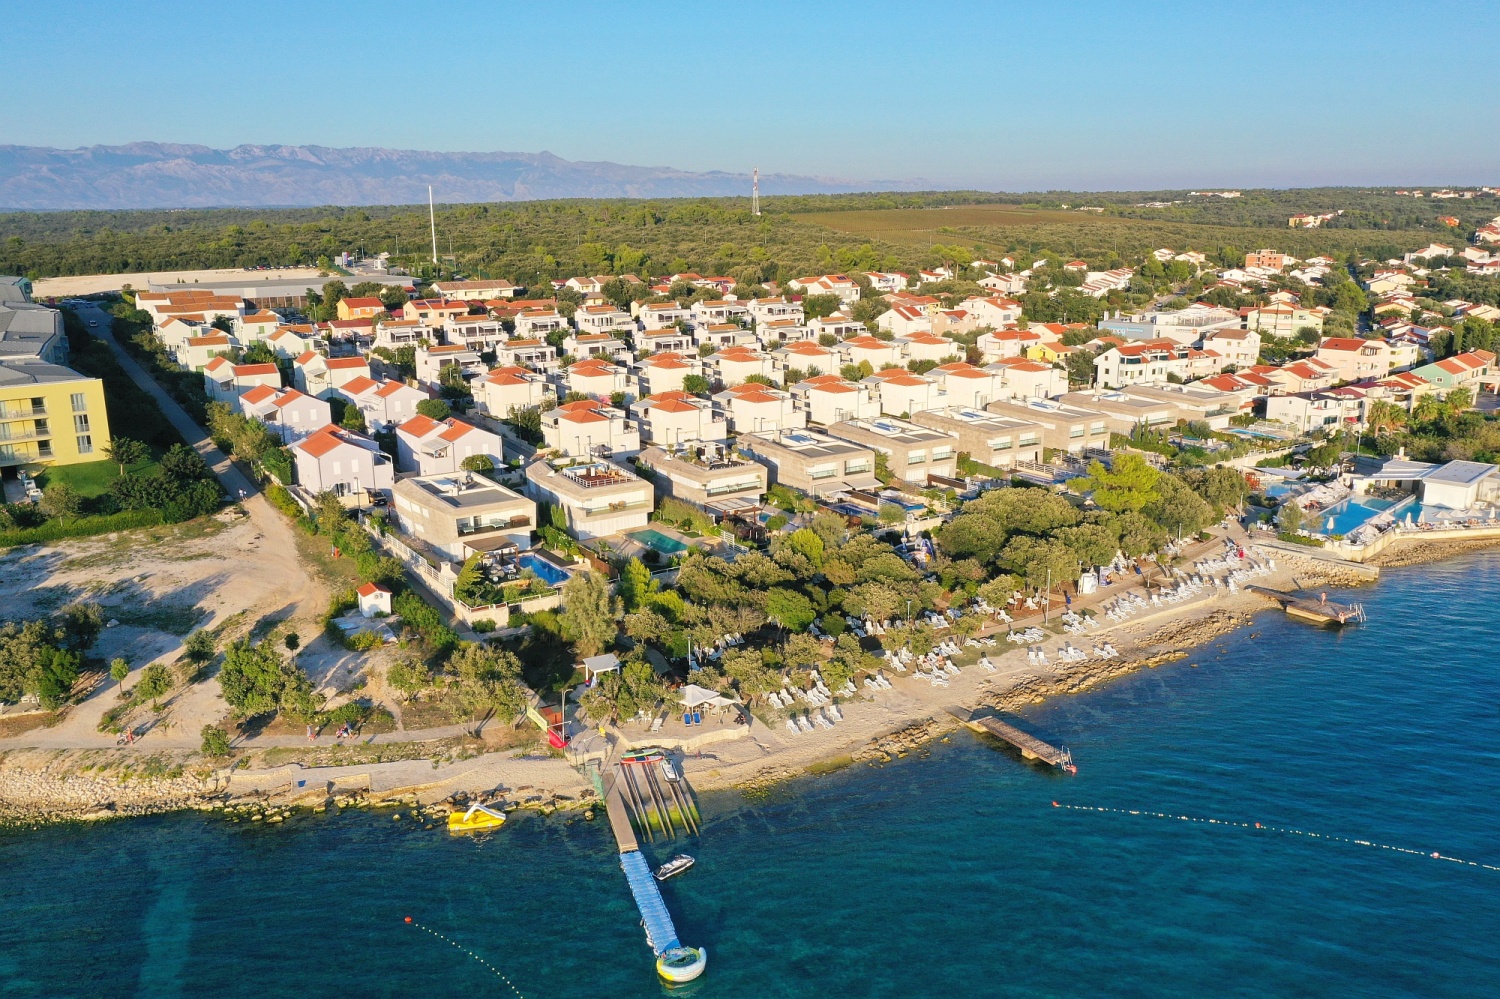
(1326, 517, 1335, 532)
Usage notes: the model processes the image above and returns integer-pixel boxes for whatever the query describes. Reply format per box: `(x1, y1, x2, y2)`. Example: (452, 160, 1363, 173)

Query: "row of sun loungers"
(784, 704, 844, 736)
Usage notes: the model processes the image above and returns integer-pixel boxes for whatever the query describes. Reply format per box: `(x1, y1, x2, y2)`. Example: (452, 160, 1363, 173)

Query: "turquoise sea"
(4, 553, 1500, 998)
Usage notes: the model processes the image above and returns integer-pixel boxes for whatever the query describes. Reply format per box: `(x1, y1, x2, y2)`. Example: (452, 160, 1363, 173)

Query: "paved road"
(73, 301, 256, 500)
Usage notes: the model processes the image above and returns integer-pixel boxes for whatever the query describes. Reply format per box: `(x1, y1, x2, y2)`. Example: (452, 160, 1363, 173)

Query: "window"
(76, 435, 93, 454)
(37, 440, 52, 457)
(73, 414, 89, 433)
(932, 446, 953, 460)
(1019, 434, 1040, 447)
(1069, 426, 1085, 438)
(33, 419, 48, 435)
(71, 393, 87, 412)
(29, 397, 44, 414)
(906, 450, 926, 465)
(843, 460, 870, 475)
(1090, 422, 1107, 435)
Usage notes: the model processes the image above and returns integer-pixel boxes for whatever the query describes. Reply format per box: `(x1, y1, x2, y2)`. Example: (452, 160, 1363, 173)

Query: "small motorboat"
(654, 854, 695, 881)
(656, 945, 708, 983)
(446, 802, 507, 834)
(660, 758, 680, 782)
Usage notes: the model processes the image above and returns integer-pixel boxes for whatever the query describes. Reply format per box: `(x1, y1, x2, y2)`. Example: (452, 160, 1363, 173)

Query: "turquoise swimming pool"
(517, 552, 572, 587)
(1316, 495, 1409, 536)
(628, 528, 688, 554)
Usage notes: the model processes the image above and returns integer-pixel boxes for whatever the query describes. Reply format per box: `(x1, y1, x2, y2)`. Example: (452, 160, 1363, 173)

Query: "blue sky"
(7, 0, 1498, 189)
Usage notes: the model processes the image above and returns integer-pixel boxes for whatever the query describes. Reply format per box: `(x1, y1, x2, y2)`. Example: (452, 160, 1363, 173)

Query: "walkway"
(74, 301, 256, 500)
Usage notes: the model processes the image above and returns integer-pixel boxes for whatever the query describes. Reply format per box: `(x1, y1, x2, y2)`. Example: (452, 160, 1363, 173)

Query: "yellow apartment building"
(0, 362, 113, 469)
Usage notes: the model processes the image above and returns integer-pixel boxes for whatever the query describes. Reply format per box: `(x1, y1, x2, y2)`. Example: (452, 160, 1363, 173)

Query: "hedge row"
(0, 508, 164, 548)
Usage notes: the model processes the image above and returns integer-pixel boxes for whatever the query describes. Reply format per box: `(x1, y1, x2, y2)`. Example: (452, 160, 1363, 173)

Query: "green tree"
(449, 642, 528, 720)
(765, 588, 815, 631)
(1276, 500, 1305, 535)
(386, 658, 433, 701)
(340, 404, 367, 432)
(416, 398, 452, 421)
(559, 570, 622, 658)
(56, 600, 104, 652)
(682, 373, 712, 396)
(1075, 453, 1161, 513)
(460, 454, 495, 473)
(39, 482, 82, 519)
(617, 557, 655, 612)
(136, 663, 173, 710)
(183, 629, 217, 663)
(109, 657, 131, 691)
(1147, 473, 1214, 537)
(104, 436, 149, 475)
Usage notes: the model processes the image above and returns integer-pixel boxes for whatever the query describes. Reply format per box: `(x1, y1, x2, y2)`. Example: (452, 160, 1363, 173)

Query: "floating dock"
(948, 707, 1075, 772)
(1247, 586, 1367, 626)
(601, 761, 705, 980)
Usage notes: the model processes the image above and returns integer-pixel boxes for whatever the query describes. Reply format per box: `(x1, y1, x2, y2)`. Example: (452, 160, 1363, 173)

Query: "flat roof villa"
(391, 472, 536, 562)
(524, 457, 653, 540)
(637, 443, 768, 515)
(737, 428, 879, 497)
(1354, 457, 1500, 511)
(826, 416, 958, 484)
(910, 406, 1043, 469)
(985, 397, 1111, 453)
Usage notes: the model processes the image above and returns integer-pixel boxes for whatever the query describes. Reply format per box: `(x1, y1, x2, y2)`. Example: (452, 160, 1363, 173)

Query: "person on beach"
(306, 724, 316, 742)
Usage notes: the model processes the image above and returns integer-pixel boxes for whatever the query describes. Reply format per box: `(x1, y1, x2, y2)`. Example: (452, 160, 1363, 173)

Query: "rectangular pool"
(517, 552, 572, 587)
(627, 528, 689, 555)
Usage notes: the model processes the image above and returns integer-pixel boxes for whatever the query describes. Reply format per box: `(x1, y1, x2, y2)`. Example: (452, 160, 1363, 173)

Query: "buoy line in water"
(405, 917, 528, 996)
(1052, 802, 1500, 873)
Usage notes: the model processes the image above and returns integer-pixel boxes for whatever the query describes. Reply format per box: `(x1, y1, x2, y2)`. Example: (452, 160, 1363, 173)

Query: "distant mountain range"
(0, 142, 916, 210)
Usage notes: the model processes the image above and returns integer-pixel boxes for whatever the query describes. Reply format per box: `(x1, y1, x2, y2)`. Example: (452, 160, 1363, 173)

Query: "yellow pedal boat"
(447, 803, 507, 833)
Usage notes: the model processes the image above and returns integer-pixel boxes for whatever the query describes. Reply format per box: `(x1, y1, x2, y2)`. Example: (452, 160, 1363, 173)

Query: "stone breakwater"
(0, 751, 223, 826)
(1368, 535, 1500, 568)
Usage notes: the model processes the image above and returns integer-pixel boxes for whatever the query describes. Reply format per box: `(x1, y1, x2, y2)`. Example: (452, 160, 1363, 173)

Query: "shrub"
(200, 725, 232, 756)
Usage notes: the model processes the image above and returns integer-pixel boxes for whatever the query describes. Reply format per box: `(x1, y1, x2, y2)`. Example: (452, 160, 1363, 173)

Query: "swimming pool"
(517, 552, 572, 587)
(627, 528, 689, 555)
(1316, 495, 1406, 536)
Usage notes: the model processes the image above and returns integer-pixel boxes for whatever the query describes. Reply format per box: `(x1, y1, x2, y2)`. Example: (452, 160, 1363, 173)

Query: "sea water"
(3, 553, 1499, 998)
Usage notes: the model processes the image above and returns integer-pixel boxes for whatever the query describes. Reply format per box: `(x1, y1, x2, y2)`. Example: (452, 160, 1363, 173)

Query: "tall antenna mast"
(752, 167, 761, 217)
(428, 185, 439, 265)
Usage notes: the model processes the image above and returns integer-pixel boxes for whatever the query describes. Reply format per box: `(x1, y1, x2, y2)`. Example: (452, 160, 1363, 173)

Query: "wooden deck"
(1247, 586, 1367, 626)
(948, 707, 1074, 770)
(603, 779, 639, 854)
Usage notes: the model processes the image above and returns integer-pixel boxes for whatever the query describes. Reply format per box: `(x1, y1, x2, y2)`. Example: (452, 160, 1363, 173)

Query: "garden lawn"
(36, 457, 158, 498)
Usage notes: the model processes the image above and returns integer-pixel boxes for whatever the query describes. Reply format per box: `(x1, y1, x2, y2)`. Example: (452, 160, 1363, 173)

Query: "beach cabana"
(581, 653, 621, 686)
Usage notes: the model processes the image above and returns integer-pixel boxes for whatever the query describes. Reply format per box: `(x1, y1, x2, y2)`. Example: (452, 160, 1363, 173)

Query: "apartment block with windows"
(0, 363, 111, 469)
(909, 406, 1044, 468)
(737, 428, 879, 497)
(825, 416, 959, 484)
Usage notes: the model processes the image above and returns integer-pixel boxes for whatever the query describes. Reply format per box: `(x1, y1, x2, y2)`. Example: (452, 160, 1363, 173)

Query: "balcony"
(0, 405, 44, 420)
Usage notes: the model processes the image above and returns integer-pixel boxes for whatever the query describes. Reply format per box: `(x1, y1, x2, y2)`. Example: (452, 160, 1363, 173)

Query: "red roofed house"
(930, 362, 1003, 410)
(564, 358, 631, 400)
(839, 334, 903, 370)
(633, 351, 702, 396)
(1314, 337, 1395, 383)
(772, 340, 838, 377)
(203, 357, 281, 403)
(707, 346, 775, 388)
(1412, 349, 1497, 392)
(877, 304, 933, 337)
(987, 357, 1068, 400)
(235, 385, 332, 443)
(337, 297, 386, 321)
(789, 374, 881, 426)
(293, 352, 372, 399)
(865, 367, 942, 417)
(541, 399, 641, 458)
(630, 391, 727, 446)
(289, 427, 394, 502)
(395, 414, 506, 476)
(477, 366, 554, 419)
(337, 376, 429, 431)
(179, 333, 238, 372)
(711, 382, 805, 435)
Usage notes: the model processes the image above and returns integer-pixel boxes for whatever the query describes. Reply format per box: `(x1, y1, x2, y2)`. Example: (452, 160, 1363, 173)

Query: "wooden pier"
(1247, 586, 1367, 626)
(948, 707, 1075, 771)
(607, 753, 700, 845)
